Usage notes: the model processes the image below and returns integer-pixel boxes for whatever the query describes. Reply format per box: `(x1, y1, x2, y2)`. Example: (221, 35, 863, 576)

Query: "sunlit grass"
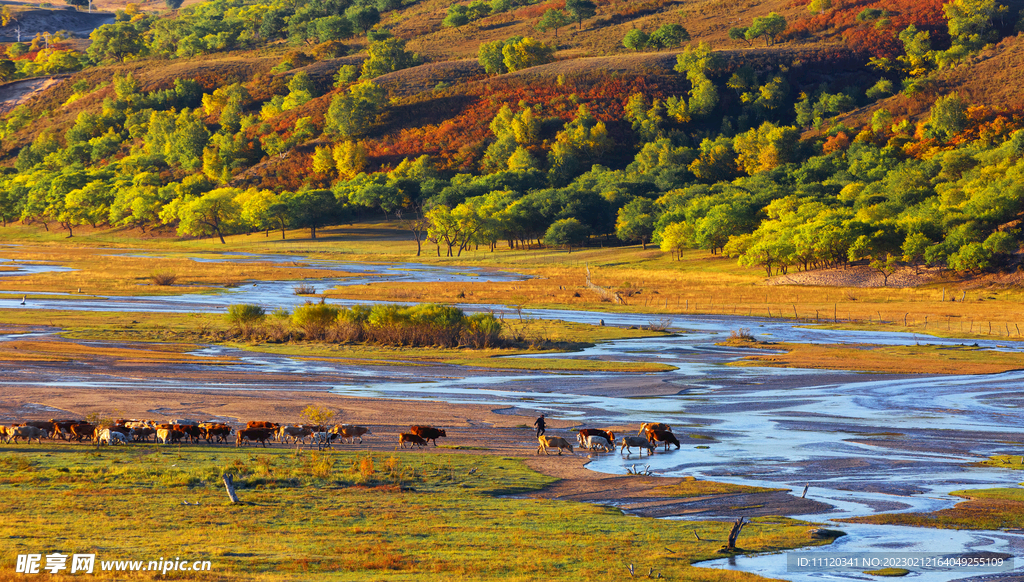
(725, 342, 1024, 375)
(0, 447, 835, 580)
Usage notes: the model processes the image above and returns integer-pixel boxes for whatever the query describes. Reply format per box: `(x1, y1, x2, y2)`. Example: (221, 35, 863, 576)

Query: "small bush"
(463, 313, 502, 348)
(226, 304, 266, 327)
(729, 328, 754, 340)
(292, 301, 341, 340)
(293, 284, 317, 295)
(150, 272, 177, 286)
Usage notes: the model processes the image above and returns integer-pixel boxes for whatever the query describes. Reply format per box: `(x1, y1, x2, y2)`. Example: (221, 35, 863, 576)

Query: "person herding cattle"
(534, 414, 546, 437)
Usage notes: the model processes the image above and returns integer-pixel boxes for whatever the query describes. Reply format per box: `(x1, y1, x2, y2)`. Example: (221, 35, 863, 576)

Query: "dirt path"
(0, 76, 66, 115)
(0, 385, 829, 521)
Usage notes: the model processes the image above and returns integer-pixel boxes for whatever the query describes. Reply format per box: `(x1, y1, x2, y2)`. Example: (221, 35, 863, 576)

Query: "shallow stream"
(2, 251, 1022, 580)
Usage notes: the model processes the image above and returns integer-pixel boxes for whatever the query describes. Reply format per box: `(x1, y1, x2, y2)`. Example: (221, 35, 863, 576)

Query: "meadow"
(0, 446, 834, 581)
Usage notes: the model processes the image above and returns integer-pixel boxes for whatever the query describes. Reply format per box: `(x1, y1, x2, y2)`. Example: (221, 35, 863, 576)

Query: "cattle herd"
(1, 417, 676, 457)
(538, 422, 679, 456)
(0, 418, 454, 451)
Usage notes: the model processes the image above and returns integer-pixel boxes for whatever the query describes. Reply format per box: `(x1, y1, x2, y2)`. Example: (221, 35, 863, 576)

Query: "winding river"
(2, 251, 1023, 581)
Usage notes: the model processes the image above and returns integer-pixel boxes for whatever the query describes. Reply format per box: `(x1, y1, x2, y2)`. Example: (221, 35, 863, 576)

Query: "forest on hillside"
(0, 0, 1022, 278)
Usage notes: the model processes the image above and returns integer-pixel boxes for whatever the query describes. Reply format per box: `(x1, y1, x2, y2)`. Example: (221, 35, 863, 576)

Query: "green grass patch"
(0, 446, 833, 580)
(654, 477, 785, 498)
(976, 454, 1024, 469)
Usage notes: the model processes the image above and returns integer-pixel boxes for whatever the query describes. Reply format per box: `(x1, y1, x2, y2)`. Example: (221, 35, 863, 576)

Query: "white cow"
(98, 429, 129, 445)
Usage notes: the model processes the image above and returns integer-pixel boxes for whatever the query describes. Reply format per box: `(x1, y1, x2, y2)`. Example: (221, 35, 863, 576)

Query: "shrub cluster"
(225, 302, 503, 348)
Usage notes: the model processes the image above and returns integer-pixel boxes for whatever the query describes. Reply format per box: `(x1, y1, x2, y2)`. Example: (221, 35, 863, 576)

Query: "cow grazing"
(5, 425, 46, 444)
(172, 424, 202, 444)
(278, 425, 314, 444)
(236, 428, 274, 447)
(331, 425, 372, 444)
(157, 429, 186, 445)
(98, 429, 129, 445)
(637, 423, 671, 436)
(645, 428, 680, 451)
(399, 433, 427, 448)
(537, 436, 574, 455)
(620, 436, 655, 456)
(410, 426, 447, 446)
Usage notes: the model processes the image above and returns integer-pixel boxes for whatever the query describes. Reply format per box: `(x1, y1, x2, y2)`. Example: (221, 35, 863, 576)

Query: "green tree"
(346, 5, 380, 33)
(622, 29, 649, 51)
(729, 26, 752, 46)
(926, 93, 968, 142)
(565, 0, 596, 30)
(165, 0, 184, 9)
(733, 122, 800, 175)
(659, 221, 694, 259)
(289, 189, 341, 239)
(502, 37, 554, 72)
(543, 217, 590, 252)
(536, 9, 570, 38)
(161, 188, 242, 244)
(650, 24, 689, 48)
(443, 5, 470, 28)
(87, 20, 148, 63)
(745, 12, 787, 46)
(901, 232, 930, 273)
(325, 80, 386, 138)
(361, 36, 418, 79)
(615, 197, 657, 249)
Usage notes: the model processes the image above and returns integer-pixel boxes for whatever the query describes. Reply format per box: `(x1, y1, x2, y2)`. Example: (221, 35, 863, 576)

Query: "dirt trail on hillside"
(0, 76, 65, 114)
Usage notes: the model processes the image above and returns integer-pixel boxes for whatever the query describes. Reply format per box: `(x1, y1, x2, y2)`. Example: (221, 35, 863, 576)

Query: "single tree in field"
(536, 9, 569, 39)
(566, 0, 596, 30)
(622, 28, 649, 51)
(729, 26, 752, 46)
(300, 405, 336, 429)
(164, 0, 184, 9)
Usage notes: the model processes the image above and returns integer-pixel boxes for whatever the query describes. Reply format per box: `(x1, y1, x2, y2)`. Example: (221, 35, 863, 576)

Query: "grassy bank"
(841, 487, 1024, 531)
(723, 339, 1024, 375)
(0, 447, 833, 581)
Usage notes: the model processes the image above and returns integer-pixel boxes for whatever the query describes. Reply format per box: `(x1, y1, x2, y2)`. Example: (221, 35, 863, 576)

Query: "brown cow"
(202, 424, 232, 443)
(51, 419, 82, 440)
(399, 433, 427, 448)
(578, 428, 615, 445)
(236, 428, 274, 447)
(537, 436, 573, 455)
(246, 421, 279, 430)
(157, 429, 186, 444)
(174, 425, 202, 444)
(69, 423, 96, 442)
(645, 428, 680, 450)
(637, 422, 671, 436)
(331, 425, 372, 444)
(130, 427, 156, 442)
(410, 426, 447, 446)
